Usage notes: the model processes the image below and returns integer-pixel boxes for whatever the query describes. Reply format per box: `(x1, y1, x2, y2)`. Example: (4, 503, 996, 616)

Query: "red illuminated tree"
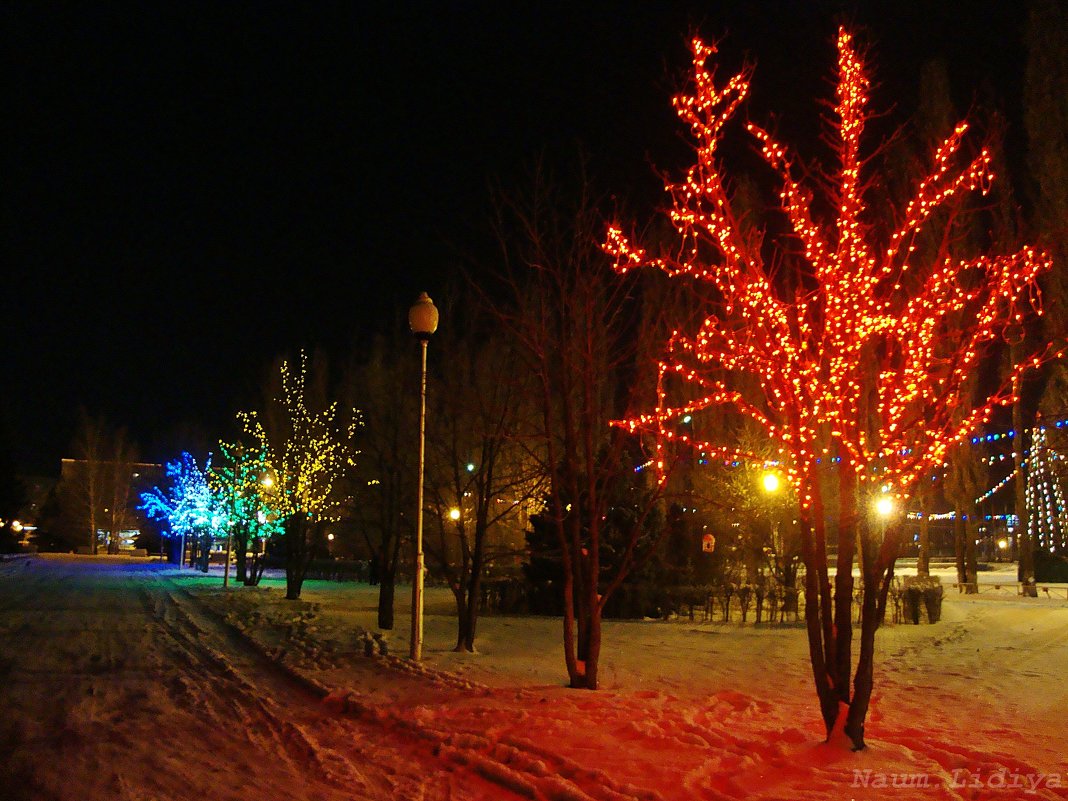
(605, 29, 1053, 750)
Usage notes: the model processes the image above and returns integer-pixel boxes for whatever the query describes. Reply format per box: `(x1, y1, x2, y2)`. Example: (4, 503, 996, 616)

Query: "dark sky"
(3, 1, 1030, 474)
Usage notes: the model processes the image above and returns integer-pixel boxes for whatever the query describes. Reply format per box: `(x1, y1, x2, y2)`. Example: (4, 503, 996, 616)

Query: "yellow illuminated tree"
(240, 351, 359, 600)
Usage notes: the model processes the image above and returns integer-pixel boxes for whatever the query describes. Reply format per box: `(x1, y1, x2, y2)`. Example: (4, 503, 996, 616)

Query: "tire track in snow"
(147, 571, 515, 800)
(138, 582, 354, 787)
(322, 687, 662, 801)
(176, 578, 673, 801)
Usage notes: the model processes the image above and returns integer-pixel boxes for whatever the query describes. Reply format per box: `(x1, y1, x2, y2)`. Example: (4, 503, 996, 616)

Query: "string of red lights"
(604, 27, 1054, 510)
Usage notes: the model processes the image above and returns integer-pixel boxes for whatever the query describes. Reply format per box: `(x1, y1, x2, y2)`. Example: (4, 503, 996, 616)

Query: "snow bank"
(174, 563, 1068, 800)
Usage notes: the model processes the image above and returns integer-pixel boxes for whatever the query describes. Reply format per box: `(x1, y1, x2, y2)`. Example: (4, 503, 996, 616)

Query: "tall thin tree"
(487, 168, 669, 689)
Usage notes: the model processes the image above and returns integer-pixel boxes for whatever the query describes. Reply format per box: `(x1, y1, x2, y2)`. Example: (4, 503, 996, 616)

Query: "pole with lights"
(409, 292, 438, 660)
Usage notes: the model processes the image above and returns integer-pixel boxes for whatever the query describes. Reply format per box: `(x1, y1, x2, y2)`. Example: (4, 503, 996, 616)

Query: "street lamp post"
(875, 494, 895, 550)
(762, 470, 781, 574)
(409, 292, 439, 661)
(223, 522, 233, 588)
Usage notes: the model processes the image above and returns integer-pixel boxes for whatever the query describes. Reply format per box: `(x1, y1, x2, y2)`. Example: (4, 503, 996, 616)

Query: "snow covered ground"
(1, 555, 1065, 800)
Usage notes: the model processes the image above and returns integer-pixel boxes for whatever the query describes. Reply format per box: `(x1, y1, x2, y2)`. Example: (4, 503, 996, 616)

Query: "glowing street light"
(409, 291, 439, 661)
(762, 471, 780, 494)
(875, 496, 894, 518)
(761, 471, 782, 567)
(449, 507, 461, 521)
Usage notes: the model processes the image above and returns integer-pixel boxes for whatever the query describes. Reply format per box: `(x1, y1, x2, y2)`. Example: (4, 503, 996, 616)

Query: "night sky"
(3, 1, 1029, 474)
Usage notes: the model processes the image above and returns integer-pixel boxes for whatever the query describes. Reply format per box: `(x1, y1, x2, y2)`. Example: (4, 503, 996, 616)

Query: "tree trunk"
(796, 463, 839, 738)
(377, 571, 396, 630)
(88, 508, 98, 555)
(460, 607, 478, 653)
(845, 573, 879, 750)
(846, 523, 876, 752)
(560, 531, 582, 687)
(284, 514, 309, 600)
(832, 468, 858, 709)
(781, 559, 800, 614)
(574, 546, 591, 662)
(844, 517, 901, 751)
(954, 509, 967, 590)
(801, 520, 838, 736)
(964, 516, 979, 593)
(234, 528, 248, 584)
(244, 538, 265, 585)
(453, 586, 470, 652)
(245, 552, 266, 586)
(917, 503, 930, 577)
(744, 541, 761, 584)
(584, 605, 603, 690)
(458, 571, 483, 653)
(459, 513, 491, 653)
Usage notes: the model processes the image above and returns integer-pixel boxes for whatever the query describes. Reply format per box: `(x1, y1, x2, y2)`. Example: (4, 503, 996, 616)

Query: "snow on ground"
(1, 554, 1066, 801)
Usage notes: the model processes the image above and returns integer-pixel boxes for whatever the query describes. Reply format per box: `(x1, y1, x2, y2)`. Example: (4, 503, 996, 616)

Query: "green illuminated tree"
(210, 440, 284, 585)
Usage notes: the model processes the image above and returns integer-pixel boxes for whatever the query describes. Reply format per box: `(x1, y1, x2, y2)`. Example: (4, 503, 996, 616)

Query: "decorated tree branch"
(605, 28, 1054, 749)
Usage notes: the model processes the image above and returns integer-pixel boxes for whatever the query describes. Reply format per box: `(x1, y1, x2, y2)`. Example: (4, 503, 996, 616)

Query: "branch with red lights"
(604, 28, 1054, 509)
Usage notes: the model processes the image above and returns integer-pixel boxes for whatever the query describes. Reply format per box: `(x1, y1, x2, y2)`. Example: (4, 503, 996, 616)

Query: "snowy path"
(0, 558, 508, 801)
(2, 556, 1067, 801)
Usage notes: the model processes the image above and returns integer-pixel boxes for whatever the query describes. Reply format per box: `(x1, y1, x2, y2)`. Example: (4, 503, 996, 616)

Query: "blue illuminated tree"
(140, 452, 227, 570)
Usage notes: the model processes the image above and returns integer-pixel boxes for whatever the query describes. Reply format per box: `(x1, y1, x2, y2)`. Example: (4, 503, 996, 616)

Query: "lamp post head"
(875, 496, 894, 518)
(409, 292, 439, 341)
(762, 471, 780, 494)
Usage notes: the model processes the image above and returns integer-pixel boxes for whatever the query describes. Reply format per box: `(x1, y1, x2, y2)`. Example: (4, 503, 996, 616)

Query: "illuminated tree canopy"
(238, 353, 358, 526)
(210, 440, 284, 545)
(606, 29, 1053, 501)
(140, 451, 227, 546)
(239, 351, 359, 599)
